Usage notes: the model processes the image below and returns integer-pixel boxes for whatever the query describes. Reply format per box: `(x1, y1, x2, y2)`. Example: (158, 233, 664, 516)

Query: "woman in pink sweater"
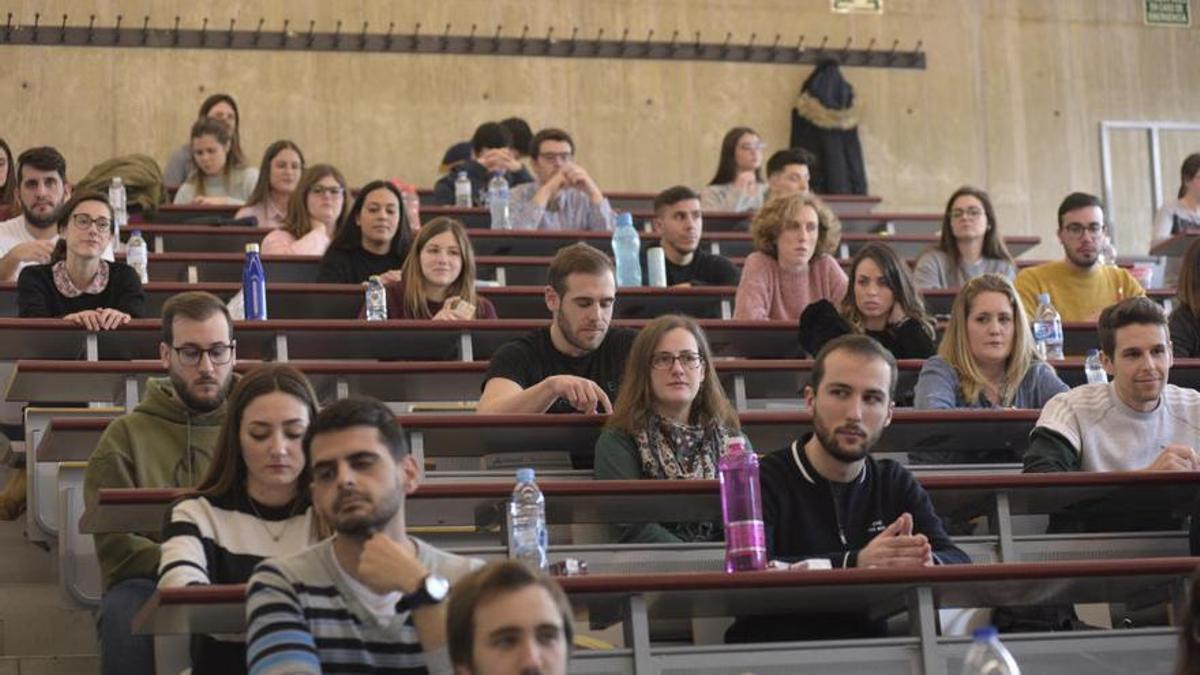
(733, 192, 847, 320)
(260, 164, 349, 256)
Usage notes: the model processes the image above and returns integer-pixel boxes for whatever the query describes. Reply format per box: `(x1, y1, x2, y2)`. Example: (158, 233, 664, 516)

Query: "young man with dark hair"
(764, 148, 814, 201)
(83, 290, 238, 675)
(478, 243, 636, 414)
(499, 117, 533, 159)
(1025, 296, 1200, 473)
(432, 121, 533, 205)
(246, 396, 481, 674)
(1014, 191, 1144, 321)
(447, 561, 572, 675)
(649, 185, 740, 287)
(728, 334, 968, 642)
(509, 128, 613, 231)
(0, 146, 72, 281)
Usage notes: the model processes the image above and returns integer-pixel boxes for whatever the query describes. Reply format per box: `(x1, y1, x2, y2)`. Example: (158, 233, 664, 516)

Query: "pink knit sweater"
(733, 251, 848, 321)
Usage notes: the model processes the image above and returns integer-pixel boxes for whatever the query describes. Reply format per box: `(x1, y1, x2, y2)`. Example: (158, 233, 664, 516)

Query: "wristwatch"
(401, 573, 450, 610)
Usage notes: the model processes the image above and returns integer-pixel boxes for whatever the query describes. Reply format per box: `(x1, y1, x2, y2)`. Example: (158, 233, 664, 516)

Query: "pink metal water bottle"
(718, 436, 767, 573)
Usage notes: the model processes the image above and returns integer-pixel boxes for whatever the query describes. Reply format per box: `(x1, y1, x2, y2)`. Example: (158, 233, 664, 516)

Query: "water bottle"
(646, 246, 668, 287)
(488, 172, 511, 230)
(507, 468, 548, 570)
(365, 275, 388, 321)
(454, 171, 472, 207)
(718, 436, 767, 573)
(1098, 236, 1118, 267)
(1031, 293, 1064, 361)
(612, 212, 643, 287)
(108, 177, 128, 252)
(1084, 348, 1107, 384)
(126, 229, 148, 284)
(960, 626, 1021, 674)
(243, 243, 268, 320)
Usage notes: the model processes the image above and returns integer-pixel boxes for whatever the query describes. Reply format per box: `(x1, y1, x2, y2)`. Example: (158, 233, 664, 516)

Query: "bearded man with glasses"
(1015, 191, 1145, 322)
(83, 290, 239, 675)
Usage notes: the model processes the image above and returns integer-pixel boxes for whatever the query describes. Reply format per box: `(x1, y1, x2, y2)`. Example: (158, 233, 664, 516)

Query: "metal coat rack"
(1, 13, 925, 69)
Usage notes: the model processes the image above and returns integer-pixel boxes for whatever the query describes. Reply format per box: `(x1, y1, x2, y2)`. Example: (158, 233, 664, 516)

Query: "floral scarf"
(633, 414, 728, 542)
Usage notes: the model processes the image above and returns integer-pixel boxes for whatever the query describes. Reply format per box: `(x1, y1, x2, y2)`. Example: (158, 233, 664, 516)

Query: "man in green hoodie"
(83, 290, 237, 675)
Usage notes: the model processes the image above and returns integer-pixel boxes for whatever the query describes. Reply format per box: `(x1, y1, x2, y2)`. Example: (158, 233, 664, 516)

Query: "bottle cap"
(971, 626, 999, 640)
(516, 468, 535, 483)
(130, 230, 142, 237)
(1086, 348, 1099, 357)
(368, 275, 381, 283)
(1037, 292, 1051, 305)
(615, 212, 633, 228)
(245, 243, 260, 253)
(723, 435, 747, 453)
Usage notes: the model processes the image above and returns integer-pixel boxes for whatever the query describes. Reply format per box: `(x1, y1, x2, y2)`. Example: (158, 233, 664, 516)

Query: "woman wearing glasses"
(913, 186, 1016, 290)
(261, 164, 348, 256)
(594, 314, 742, 543)
(699, 126, 768, 213)
(317, 180, 414, 285)
(158, 363, 321, 673)
(17, 192, 144, 329)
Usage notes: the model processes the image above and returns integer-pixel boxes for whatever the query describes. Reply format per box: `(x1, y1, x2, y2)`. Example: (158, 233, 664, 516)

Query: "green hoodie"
(83, 376, 230, 591)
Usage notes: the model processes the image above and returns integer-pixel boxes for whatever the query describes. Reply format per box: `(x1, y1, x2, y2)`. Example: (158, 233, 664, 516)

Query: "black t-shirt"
(483, 327, 638, 413)
(316, 247, 407, 285)
(664, 250, 741, 287)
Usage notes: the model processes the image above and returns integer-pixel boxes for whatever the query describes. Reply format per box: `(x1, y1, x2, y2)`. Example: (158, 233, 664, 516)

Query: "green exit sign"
(1145, 0, 1191, 26)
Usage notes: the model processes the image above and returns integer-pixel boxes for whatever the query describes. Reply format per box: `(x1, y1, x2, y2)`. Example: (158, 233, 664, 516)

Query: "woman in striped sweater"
(158, 363, 323, 674)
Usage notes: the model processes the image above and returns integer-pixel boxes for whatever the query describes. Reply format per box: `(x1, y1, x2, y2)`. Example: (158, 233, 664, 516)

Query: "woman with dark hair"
(377, 217, 497, 319)
(699, 126, 767, 213)
(799, 242, 936, 360)
(158, 363, 320, 673)
(595, 314, 742, 543)
(1154, 152, 1200, 244)
(1169, 236, 1200, 357)
(173, 118, 258, 205)
(316, 180, 413, 284)
(17, 192, 143, 329)
(0, 138, 15, 219)
(235, 140, 305, 229)
(913, 186, 1016, 290)
(261, 164, 348, 256)
(164, 93, 246, 186)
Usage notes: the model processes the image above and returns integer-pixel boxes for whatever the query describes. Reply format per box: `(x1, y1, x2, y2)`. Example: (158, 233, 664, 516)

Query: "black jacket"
(789, 60, 868, 195)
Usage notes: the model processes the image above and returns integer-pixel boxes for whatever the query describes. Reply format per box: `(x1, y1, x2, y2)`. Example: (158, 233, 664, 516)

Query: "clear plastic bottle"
(488, 171, 511, 229)
(1084, 348, 1107, 384)
(242, 243, 268, 320)
(126, 229, 148, 284)
(365, 275, 388, 321)
(718, 436, 767, 573)
(646, 246, 668, 287)
(108, 177, 128, 252)
(1098, 235, 1118, 267)
(1031, 293, 1064, 361)
(611, 212, 643, 287)
(454, 171, 472, 207)
(507, 468, 548, 570)
(960, 626, 1021, 674)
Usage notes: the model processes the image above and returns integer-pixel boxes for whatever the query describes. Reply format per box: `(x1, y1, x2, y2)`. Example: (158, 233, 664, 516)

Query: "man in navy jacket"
(727, 334, 968, 642)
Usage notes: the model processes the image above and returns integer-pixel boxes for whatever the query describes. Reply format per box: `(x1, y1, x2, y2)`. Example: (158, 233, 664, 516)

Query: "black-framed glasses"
(70, 213, 113, 233)
(649, 352, 705, 371)
(1063, 223, 1105, 238)
(171, 342, 236, 366)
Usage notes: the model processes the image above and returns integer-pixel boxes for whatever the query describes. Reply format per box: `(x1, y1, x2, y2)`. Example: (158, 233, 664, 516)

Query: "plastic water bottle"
(1031, 293, 1064, 361)
(507, 468, 548, 570)
(243, 243, 268, 320)
(454, 171, 472, 207)
(1098, 236, 1118, 267)
(365, 275, 388, 321)
(126, 230, 148, 284)
(960, 626, 1020, 674)
(108, 177, 128, 252)
(718, 436, 767, 573)
(1084, 348, 1107, 384)
(488, 172, 511, 230)
(612, 212, 643, 287)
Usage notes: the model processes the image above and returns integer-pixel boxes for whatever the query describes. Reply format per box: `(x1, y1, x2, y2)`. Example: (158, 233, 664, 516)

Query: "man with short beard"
(83, 291, 238, 675)
(245, 397, 481, 674)
(0, 146, 71, 281)
(726, 334, 967, 643)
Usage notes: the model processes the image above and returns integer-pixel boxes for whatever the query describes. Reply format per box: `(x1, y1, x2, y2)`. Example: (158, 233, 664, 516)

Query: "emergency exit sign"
(1145, 0, 1191, 26)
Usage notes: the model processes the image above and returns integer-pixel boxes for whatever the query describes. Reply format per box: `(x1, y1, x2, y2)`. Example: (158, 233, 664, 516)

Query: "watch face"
(425, 574, 450, 602)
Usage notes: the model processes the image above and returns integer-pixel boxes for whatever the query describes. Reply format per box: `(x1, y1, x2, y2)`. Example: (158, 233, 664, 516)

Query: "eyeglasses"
(171, 343, 235, 366)
(649, 352, 705, 370)
(951, 207, 984, 219)
(738, 142, 767, 152)
(69, 213, 113, 233)
(539, 152, 573, 163)
(309, 185, 345, 197)
(1063, 222, 1105, 238)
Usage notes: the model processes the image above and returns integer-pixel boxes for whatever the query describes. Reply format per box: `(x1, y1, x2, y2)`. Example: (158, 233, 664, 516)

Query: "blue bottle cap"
(972, 626, 999, 640)
(130, 230, 142, 237)
(516, 468, 535, 483)
(615, 212, 633, 228)
(1086, 348, 1099, 357)
(1037, 292, 1051, 305)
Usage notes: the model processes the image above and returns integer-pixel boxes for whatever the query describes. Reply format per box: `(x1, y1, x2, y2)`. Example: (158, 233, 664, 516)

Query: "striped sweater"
(245, 537, 480, 675)
(158, 492, 315, 674)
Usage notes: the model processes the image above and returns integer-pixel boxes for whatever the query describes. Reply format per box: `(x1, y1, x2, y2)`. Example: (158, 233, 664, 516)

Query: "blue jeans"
(97, 577, 156, 675)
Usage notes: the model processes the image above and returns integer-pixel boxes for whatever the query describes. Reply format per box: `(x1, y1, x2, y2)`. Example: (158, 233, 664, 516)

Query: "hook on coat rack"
(568, 26, 578, 54)
(305, 20, 316, 48)
(113, 15, 122, 44)
(200, 17, 209, 45)
(545, 26, 554, 54)
(334, 20, 343, 49)
(228, 19, 236, 47)
(171, 16, 180, 46)
(440, 23, 451, 51)
(253, 18, 264, 46)
(384, 21, 394, 50)
(86, 14, 96, 44)
(32, 12, 40, 41)
(466, 23, 476, 50)
(58, 14, 67, 43)
(720, 31, 732, 58)
(141, 16, 150, 45)
(518, 24, 529, 52)
(409, 22, 420, 50)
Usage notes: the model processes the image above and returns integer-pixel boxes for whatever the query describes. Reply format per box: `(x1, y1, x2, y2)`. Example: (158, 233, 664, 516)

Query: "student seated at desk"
(594, 314, 741, 543)
(699, 126, 766, 213)
(913, 186, 1016, 290)
(1154, 153, 1200, 246)
(0, 138, 14, 219)
(17, 191, 144, 329)
(732, 192, 846, 321)
(261, 164, 348, 256)
(173, 118, 258, 206)
(915, 274, 1066, 409)
(1169, 237, 1200, 358)
(374, 217, 497, 320)
(158, 364, 320, 674)
(800, 242, 937, 360)
(163, 93, 245, 187)
(648, 186, 740, 287)
(235, 140, 305, 230)
(317, 180, 413, 285)
(727, 335, 968, 643)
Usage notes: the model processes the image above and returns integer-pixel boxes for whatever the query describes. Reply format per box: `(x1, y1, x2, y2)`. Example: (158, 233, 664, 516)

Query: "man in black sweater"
(727, 334, 968, 643)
